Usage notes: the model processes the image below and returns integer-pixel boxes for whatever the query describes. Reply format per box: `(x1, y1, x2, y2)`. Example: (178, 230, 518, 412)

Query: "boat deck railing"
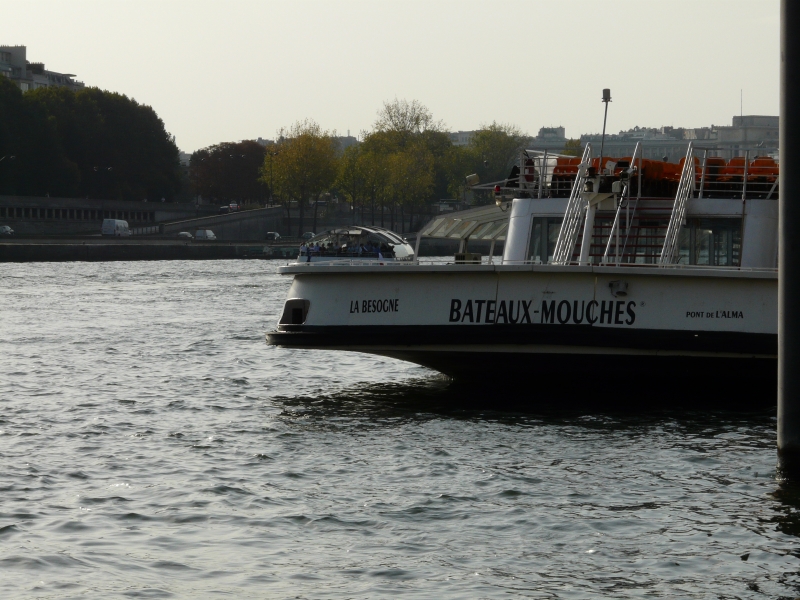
(283, 257, 775, 273)
(512, 146, 779, 201)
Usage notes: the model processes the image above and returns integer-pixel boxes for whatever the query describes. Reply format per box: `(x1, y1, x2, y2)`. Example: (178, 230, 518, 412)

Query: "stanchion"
(778, 0, 800, 476)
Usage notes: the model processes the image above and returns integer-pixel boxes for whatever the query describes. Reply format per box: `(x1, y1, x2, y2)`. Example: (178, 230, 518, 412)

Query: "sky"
(5, 0, 780, 153)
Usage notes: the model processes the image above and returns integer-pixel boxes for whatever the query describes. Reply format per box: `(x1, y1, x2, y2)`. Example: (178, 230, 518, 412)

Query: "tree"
(562, 138, 582, 157)
(336, 144, 366, 224)
(461, 122, 529, 205)
(373, 98, 444, 145)
(358, 149, 390, 226)
(387, 147, 434, 232)
(363, 100, 452, 226)
(264, 120, 338, 236)
(24, 85, 181, 201)
(190, 140, 267, 205)
(0, 77, 79, 197)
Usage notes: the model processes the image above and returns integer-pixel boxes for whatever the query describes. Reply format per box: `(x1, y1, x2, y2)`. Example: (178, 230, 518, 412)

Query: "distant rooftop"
(0, 45, 85, 92)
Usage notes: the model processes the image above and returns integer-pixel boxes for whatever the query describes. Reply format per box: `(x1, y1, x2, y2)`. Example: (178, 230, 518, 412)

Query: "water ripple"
(0, 260, 798, 598)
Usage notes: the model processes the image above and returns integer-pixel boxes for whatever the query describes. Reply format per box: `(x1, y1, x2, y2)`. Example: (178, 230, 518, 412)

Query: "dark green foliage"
(191, 140, 267, 203)
(0, 78, 181, 200)
(562, 138, 582, 156)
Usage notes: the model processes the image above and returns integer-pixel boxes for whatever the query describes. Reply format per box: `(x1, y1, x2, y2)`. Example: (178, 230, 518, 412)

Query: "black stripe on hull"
(267, 324, 777, 391)
(269, 324, 776, 355)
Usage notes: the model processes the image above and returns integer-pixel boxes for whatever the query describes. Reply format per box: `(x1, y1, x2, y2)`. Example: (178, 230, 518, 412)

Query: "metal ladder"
(552, 143, 592, 265)
(658, 143, 694, 266)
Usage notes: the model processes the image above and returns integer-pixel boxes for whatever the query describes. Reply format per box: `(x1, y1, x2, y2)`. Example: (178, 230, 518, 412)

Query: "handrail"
(282, 259, 777, 273)
(537, 150, 548, 199)
(601, 183, 627, 265)
(600, 142, 641, 265)
(698, 149, 708, 199)
(658, 142, 694, 266)
(551, 143, 592, 265)
(742, 149, 749, 201)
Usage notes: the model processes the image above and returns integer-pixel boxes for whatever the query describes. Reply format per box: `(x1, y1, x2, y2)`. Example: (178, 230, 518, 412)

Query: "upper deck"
(423, 142, 778, 271)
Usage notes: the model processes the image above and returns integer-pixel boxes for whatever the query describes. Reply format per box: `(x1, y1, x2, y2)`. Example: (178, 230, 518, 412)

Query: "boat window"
(714, 229, 730, 266)
(630, 220, 667, 264)
(483, 220, 509, 241)
(694, 227, 712, 265)
(527, 217, 563, 263)
(677, 218, 742, 266)
(677, 228, 691, 265)
(592, 217, 615, 264)
(546, 218, 562, 263)
(529, 221, 542, 263)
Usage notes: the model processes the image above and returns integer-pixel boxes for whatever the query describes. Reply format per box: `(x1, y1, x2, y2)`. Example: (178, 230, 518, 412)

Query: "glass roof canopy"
(418, 204, 510, 242)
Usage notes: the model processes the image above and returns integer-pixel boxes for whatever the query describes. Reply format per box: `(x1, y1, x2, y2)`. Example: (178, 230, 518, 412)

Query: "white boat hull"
(267, 264, 777, 389)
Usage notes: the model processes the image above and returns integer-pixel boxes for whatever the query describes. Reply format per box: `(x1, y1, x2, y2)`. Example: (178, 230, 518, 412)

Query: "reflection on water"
(771, 482, 800, 541)
(0, 260, 797, 598)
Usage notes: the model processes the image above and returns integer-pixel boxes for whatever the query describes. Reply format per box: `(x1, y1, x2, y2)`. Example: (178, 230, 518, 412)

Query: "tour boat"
(266, 142, 778, 390)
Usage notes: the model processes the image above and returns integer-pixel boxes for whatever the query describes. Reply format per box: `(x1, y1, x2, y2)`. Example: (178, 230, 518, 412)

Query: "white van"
(101, 219, 131, 237)
(194, 229, 216, 241)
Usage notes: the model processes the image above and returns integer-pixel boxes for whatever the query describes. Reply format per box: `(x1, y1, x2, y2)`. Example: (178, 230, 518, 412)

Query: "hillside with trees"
(0, 77, 181, 201)
(1, 79, 536, 227)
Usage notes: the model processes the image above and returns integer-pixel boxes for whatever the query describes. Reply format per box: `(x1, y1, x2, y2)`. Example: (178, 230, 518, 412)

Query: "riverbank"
(0, 238, 275, 262)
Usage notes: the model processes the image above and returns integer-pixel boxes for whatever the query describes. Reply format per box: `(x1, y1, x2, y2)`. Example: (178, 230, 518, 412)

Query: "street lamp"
(598, 88, 612, 173)
(268, 147, 279, 205)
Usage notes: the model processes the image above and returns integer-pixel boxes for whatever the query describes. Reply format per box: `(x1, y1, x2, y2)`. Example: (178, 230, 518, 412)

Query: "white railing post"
(659, 143, 694, 265)
(699, 149, 708, 199)
(552, 143, 592, 265)
(578, 202, 596, 265)
(742, 149, 749, 201)
(538, 150, 547, 199)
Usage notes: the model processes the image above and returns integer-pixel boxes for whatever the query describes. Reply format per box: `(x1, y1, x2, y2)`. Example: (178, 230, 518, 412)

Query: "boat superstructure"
(267, 142, 778, 389)
(298, 226, 415, 263)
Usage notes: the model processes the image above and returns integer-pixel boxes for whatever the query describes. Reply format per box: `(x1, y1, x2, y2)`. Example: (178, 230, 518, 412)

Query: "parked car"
(195, 229, 217, 241)
(177, 231, 193, 239)
(265, 232, 281, 241)
(218, 206, 230, 214)
(229, 202, 240, 212)
(301, 231, 316, 240)
(0, 225, 14, 236)
(101, 219, 131, 237)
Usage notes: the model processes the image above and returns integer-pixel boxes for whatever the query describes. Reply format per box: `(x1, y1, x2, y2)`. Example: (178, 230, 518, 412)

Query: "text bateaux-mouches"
(448, 299, 638, 326)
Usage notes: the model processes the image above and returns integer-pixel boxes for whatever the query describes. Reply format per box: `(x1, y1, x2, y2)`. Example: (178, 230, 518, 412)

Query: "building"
(579, 116, 779, 162)
(449, 131, 475, 147)
(0, 45, 85, 92)
(335, 134, 359, 151)
(580, 126, 688, 162)
(716, 115, 779, 157)
(528, 126, 568, 152)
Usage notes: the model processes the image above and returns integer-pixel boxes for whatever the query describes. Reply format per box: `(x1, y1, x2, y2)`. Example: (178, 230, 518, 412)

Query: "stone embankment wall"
(0, 240, 272, 262)
(0, 195, 216, 236)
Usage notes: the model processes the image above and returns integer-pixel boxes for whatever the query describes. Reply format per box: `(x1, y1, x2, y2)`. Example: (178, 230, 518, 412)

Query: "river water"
(1, 260, 798, 598)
